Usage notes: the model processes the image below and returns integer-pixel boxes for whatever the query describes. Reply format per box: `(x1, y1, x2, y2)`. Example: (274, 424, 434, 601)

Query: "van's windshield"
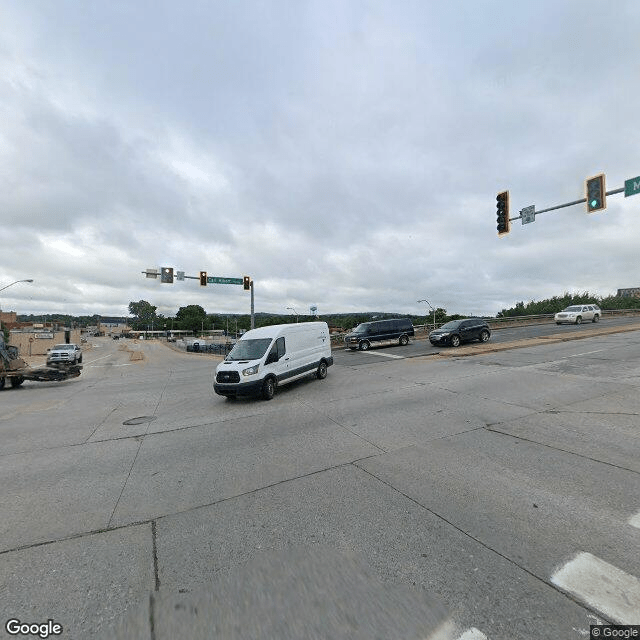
(225, 338, 272, 361)
(351, 324, 368, 334)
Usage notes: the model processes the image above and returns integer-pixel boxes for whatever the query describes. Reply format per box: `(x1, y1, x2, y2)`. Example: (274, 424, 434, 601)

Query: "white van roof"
(240, 322, 328, 340)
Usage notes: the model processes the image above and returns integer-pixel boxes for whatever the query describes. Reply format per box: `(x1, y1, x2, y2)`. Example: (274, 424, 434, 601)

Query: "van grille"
(216, 371, 240, 383)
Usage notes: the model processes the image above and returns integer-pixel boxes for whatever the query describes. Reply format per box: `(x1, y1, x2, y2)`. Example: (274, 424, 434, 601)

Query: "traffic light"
(496, 191, 510, 236)
(200, 271, 207, 286)
(243, 276, 251, 290)
(160, 267, 174, 283)
(586, 173, 606, 212)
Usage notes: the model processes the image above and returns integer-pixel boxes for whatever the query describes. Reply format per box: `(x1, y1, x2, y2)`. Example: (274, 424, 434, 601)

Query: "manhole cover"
(123, 416, 157, 426)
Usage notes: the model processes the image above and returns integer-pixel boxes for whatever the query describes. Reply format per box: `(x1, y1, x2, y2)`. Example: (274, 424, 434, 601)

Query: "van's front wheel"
(261, 377, 276, 400)
(316, 361, 328, 379)
(399, 335, 409, 346)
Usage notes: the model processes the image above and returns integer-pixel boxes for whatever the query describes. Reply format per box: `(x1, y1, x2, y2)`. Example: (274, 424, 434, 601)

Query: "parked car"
(554, 305, 601, 325)
(429, 319, 491, 348)
(344, 318, 415, 351)
(46, 343, 82, 365)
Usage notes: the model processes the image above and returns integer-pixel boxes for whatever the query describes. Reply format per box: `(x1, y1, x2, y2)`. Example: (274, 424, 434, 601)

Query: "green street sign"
(624, 176, 640, 198)
(207, 277, 243, 285)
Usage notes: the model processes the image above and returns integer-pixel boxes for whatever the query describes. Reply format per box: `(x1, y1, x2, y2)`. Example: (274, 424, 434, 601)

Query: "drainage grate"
(123, 416, 157, 425)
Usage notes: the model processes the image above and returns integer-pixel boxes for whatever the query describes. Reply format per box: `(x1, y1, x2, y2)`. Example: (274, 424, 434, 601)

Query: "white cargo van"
(213, 322, 333, 400)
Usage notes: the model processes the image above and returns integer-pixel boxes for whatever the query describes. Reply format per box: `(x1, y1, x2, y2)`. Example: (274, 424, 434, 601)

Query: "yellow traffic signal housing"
(586, 173, 606, 212)
(200, 271, 207, 286)
(243, 276, 251, 290)
(496, 191, 510, 236)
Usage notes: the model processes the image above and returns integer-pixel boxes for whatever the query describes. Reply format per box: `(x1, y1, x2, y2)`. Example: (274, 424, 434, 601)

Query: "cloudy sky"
(1, 0, 638, 320)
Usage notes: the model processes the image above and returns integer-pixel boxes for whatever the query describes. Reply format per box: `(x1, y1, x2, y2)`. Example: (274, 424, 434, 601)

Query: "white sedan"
(554, 305, 601, 325)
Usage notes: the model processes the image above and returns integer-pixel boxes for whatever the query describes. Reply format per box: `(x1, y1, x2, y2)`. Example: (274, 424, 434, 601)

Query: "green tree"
(128, 300, 158, 330)
(175, 305, 209, 334)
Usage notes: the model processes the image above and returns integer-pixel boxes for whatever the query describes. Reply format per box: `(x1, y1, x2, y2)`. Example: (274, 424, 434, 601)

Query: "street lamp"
(0, 280, 34, 317)
(0, 279, 34, 294)
(286, 307, 298, 323)
(417, 299, 436, 331)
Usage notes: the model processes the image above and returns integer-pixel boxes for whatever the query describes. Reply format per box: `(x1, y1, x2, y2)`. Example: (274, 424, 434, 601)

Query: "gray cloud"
(1, 0, 638, 318)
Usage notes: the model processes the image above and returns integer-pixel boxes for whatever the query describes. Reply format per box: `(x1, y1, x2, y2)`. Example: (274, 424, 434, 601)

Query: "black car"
(344, 318, 415, 351)
(429, 318, 491, 347)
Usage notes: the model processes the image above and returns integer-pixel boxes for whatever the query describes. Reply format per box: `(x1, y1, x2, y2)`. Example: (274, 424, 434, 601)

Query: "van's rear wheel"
(399, 335, 409, 346)
(0, 376, 5, 390)
(316, 361, 328, 379)
(10, 376, 24, 388)
(261, 377, 276, 400)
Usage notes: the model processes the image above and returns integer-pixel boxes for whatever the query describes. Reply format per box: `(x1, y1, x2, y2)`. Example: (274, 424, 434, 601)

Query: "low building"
(0, 311, 18, 325)
(9, 328, 82, 356)
(97, 316, 130, 337)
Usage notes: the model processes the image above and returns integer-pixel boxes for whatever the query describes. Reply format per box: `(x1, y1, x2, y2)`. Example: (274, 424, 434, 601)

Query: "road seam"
(352, 463, 614, 624)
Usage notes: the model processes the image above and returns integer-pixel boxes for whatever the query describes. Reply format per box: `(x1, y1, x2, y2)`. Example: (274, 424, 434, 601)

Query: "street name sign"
(207, 277, 244, 285)
(624, 176, 640, 198)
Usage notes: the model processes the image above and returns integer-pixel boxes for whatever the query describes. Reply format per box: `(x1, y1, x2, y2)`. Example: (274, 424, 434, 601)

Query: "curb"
(435, 323, 640, 358)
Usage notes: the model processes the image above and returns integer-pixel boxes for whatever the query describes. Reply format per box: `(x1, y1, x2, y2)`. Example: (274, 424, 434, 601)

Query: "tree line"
(497, 292, 640, 318)
(13, 292, 638, 337)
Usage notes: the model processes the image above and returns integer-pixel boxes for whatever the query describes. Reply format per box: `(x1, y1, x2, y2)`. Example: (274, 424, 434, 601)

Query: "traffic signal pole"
(144, 269, 255, 328)
(509, 185, 625, 225)
(250, 280, 255, 329)
(513, 187, 625, 221)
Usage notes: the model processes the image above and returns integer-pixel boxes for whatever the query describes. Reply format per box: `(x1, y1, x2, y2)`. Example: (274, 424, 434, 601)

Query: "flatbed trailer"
(0, 345, 82, 389)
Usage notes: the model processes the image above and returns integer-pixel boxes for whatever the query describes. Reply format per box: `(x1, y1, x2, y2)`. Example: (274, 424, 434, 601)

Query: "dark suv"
(429, 318, 491, 347)
(344, 318, 414, 351)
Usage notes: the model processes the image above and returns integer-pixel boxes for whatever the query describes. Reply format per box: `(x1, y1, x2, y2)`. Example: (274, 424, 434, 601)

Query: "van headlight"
(242, 364, 259, 376)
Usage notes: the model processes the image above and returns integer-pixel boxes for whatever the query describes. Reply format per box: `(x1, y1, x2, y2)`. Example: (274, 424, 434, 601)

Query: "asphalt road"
(335, 314, 640, 364)
(1, 329, 639, 639)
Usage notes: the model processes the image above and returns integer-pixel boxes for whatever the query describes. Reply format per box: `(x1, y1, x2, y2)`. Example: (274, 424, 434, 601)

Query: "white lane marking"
(89, 363, 132, 367)
(551, 552, 640, 624)
(84, 353, 115, 364)
(564, 349, 606, 358)
(629, 512, 640, 529)
(457, 628, 488, 640)
(358, 350, 405, 359)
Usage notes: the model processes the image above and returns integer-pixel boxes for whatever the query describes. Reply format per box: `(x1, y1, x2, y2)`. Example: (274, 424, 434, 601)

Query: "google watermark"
(5, 619, 63, 638)
(591, 626, 640, 639)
